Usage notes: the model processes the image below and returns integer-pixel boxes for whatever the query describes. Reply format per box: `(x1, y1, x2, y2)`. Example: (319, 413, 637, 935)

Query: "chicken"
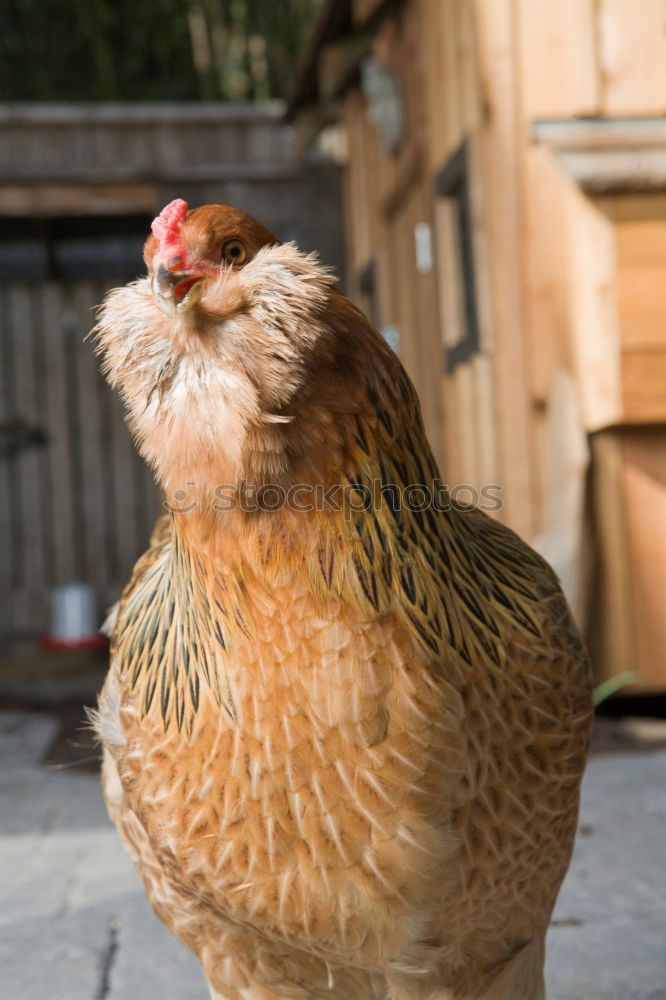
(93, 199, 592, 1000)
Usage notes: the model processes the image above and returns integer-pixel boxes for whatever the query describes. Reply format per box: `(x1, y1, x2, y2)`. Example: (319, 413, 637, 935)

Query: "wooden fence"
(0, 280, 160, 639)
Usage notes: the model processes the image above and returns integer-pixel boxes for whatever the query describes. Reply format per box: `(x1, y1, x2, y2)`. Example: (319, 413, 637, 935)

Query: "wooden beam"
(532, 118, 666, 193)
(0, 102, 286, 126)
(0, 183, 158, 217)
(532, 117, 666, 150)
(318, 33, 372, 104)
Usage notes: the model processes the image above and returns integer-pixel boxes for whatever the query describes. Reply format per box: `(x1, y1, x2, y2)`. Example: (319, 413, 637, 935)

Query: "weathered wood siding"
(323, 0, 666, 687)
(0, 281, 160, 639)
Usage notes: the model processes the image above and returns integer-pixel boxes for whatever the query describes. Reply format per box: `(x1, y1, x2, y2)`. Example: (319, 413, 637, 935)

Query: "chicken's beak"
(152, 264, 205, 317)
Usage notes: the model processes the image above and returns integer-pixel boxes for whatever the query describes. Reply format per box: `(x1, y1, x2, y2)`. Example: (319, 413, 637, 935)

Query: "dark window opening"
(434, 141, 480, 373)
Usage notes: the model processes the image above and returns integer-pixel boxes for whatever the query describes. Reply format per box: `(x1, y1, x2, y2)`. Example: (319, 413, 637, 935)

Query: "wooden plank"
(590, 428, 666, 690)
(433, 198, 463, 349)
(0, 183, 158, 217)
(41, 283, 77, 592)
(456, 0, 481, 133)
(0, 288, 13, 637)
(434, 143, 497, 486)
(30, 285, 55, 609)
(516, 0, 599, 118)
(533, 118, 666, 152)
(532, 120, 666, 194)
(555, 149, 666, 195)
(453, 361, 478, 488)
(340, 96, 360, 287)
(521, 146, 567, 409)
(9, 286, 48, 634)
(563, 174, 622, 432)
(472, 0, 533, 536)
(531, 367, 589, 624)
(89, 282, 161, 608)
(440, 374, 460, 484)
(93, 342, 123, 611)
(520, 145, 601, 537)
(370, 243, 389, 333)
(442, 0, 463, 158)
(466, 132, 493, 354)
(616, 263, 666, 350)
(614, 212, 666, 352)
(388, 207, 415, 382)
(616, 217, 666, 261)
(359, 77, 382, 258)
(621, 350, 666, 423)
(107, 359, 143, 600)
(470, 352, 499, 495)
(379, 143, 423, 221)
(342, 89, 372, 277)
(421, 0, 443, 173)
(587, 431, 636, 684)
(622, 429, 666, 689)
(525, 156, 666, 431)
(371, 10, 414, 210)
(410, 185, 443, 466)
(383, 182, 443, 466)
(598, 0, 666, 115)
(71, 282, 110, 620)
(59, 287, 90, 587)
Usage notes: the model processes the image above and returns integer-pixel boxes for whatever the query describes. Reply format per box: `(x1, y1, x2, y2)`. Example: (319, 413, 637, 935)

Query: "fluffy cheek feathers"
(95, 278, 256, 490)
(95, 244, 337, 491)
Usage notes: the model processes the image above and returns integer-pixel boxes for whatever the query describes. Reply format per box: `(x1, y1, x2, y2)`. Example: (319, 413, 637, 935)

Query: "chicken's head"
(95, 200, 352, 501)
(145, 199, 281, 318)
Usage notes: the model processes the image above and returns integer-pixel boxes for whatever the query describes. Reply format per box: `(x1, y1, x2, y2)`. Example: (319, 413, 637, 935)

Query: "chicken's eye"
(221, 239, 247, 266)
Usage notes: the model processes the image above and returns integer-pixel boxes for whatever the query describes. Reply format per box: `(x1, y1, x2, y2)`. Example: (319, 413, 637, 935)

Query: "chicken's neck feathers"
(111, 352, 577, 740)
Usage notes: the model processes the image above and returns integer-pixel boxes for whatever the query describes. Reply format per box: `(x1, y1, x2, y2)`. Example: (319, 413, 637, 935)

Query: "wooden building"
(288, 0, 666, 690)
(0, 103, 343, 641)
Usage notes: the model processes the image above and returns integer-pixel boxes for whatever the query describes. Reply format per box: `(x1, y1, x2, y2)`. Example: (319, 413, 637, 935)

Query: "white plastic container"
(43, 583, 106, 651)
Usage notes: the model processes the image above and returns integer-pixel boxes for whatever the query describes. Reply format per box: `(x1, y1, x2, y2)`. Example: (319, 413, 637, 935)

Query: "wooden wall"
(0, 281, 160, 639)
(333, 0, 666, 688)
(340, 0, 533, 531)
(516, 0, 666, 118)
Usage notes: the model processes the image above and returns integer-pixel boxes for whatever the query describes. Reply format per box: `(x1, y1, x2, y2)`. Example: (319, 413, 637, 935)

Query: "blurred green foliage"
(0, 0, 321, 101)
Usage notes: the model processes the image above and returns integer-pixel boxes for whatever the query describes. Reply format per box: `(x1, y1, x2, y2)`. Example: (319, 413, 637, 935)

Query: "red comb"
(151, 199, 188, 250)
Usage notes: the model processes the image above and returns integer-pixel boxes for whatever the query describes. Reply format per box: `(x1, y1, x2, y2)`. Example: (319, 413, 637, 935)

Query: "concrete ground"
(1, 708, 665, 1000)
